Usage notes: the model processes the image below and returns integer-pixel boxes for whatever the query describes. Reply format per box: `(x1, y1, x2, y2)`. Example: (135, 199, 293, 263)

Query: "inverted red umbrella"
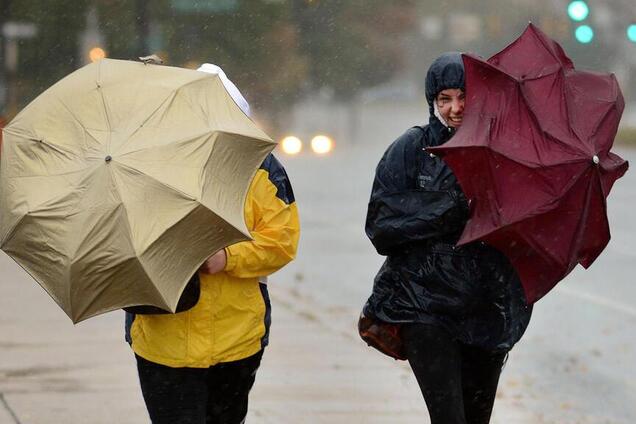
(428, 23, 628, 303)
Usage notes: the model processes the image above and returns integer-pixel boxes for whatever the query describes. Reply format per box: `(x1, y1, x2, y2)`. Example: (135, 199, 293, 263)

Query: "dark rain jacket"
(363, 53, 532, 352)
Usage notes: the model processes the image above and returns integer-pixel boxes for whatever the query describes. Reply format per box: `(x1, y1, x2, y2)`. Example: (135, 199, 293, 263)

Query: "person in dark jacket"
(363, 52, 532, 424)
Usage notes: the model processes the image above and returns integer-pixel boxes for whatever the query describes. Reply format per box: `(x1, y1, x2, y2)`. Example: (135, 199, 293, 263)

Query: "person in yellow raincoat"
(125, 64, 300, 424)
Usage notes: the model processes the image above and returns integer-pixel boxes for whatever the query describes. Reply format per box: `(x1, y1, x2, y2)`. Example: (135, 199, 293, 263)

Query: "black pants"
(402, 324, 507, 424)
(135, 350, 264, 424)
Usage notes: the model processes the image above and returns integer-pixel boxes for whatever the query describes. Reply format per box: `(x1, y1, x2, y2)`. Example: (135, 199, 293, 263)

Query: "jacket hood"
(197, 63, 251, 117)
(425, 52, 465, 124)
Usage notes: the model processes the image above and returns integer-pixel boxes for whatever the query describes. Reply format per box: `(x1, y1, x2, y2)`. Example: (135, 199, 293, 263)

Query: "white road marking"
(556, 285, 636, 317)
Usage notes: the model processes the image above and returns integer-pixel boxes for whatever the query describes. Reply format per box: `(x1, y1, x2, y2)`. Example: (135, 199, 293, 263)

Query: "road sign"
(2, 22, 38, 39)
(171, 0, 237, 13)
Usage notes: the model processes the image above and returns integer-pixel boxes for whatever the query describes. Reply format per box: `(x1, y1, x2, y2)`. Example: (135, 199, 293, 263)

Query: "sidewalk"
(251, 285, 538, 424)
(0, 253, 428, 424)
(0, 251, 611, 424)
(248, 287, 427, 424)
(0, 253, 146, 424)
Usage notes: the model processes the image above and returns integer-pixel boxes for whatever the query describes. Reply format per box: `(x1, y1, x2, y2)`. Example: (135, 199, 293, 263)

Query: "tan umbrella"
(0, 59, 276, 323)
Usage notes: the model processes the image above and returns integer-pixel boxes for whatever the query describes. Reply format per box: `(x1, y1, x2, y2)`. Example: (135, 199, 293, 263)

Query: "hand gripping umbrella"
(0, 59, 276, 322)
(429, 24, 628, 303)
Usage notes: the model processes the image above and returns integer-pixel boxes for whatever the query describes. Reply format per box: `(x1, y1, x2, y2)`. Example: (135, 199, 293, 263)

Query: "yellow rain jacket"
(129, 154, 299, 368)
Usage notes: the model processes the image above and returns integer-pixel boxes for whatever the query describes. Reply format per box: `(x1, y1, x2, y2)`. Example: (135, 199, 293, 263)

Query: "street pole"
(0, 0, 11, 118)
(593, 1, 635, 100)
(2, 22, 37, 119)
(136, 0, 150, 55)
(5, 38, 18, 119)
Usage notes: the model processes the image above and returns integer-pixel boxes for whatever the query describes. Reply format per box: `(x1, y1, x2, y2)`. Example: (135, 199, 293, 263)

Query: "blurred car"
(278, 133, 335, 156)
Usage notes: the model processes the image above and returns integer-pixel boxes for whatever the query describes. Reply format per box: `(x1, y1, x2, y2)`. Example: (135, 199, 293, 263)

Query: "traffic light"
(567, 1, 589, 22)
(566, 1, 594, 44)
(575, 25, 594, 43)
(628, 24, 636, 43)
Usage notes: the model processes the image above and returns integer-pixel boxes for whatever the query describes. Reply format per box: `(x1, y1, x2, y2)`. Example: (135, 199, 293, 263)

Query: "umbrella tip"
(139, 54, 163, 65)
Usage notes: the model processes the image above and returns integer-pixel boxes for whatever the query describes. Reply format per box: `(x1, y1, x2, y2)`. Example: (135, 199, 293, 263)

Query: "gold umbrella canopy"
(0, 59, 276, 323)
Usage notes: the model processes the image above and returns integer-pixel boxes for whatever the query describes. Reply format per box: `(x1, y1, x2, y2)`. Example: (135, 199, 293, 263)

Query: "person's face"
(436, 88, 465, 128)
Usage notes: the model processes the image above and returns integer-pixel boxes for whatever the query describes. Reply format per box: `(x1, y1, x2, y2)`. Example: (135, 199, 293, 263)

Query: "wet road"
(275, 141, 636, 424)
(0, 136, 634, 423)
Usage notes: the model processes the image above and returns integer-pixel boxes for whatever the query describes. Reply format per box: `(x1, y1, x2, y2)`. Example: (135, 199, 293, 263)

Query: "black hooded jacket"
(363, 53, 532, 351)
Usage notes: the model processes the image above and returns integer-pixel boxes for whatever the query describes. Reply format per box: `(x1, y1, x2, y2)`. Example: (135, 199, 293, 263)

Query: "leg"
(460, 345, 507, 424)
(402, 323, 466, 424)
(135, 354, 207, 424)
(205, 350, 264, 424)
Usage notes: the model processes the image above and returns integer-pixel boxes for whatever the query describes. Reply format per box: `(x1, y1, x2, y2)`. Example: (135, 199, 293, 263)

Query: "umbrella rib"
(1, 213, 72, 315)
(198, 132, 260, 236)
(125, 91, 178, 141)
(139, 204, 202, 258)
(513, 74, 587, 160)
(34, 165, 103, 214)
(481, 51, 586, 159)
(118, 130, 215, 158)
(139, 203, 246, 270)
(9, 166, 95, 180)
(215, 129, 273, 144)
(516, 83, 545, 163)
(52, 93, 87, 132)
(532, 26, 568, 70)
(586, 102, 619, 151)
(68, 211, 173, 319)
(125, 75, 211, 143)
(470, 55, 572, 157)
(0, 214, 23, 248)
(0, 163, 103, 246)
(179, 78, 212, 125)
(484, 150, 502, 225)
(520, 67, 560, 83)
(578, 173, 610, 269)
(113, 160, 198, 202)
(567, 172, 595, 267)
(485, 142, 586, 169)
(3, 124, 80, 160)
(560, 71, 582, 150)
(96, 60, 113, 151)
(482, 164, 591, 234)
(1, 251, 69, 313)
(516, 230, 565, 272)
(136, 205, 235, 312)
(470, 53, 571, 161)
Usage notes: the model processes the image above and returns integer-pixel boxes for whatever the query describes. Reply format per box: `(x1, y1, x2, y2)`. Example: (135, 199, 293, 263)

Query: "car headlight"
(280, 136, 302, 155)
(310, 135, 333, 155)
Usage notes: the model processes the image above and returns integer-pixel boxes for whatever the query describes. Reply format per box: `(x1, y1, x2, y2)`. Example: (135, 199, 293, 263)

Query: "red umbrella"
(428, 24, 628, 303)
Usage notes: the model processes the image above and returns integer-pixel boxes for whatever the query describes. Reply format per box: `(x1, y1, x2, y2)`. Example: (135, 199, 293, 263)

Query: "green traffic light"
(567, 1, 589, 22)
(575, 25, 594, 43)
(628, 24, 636, 42)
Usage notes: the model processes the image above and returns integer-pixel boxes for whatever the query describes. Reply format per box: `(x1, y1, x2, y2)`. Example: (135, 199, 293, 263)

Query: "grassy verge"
(616, 127, 636, 146)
